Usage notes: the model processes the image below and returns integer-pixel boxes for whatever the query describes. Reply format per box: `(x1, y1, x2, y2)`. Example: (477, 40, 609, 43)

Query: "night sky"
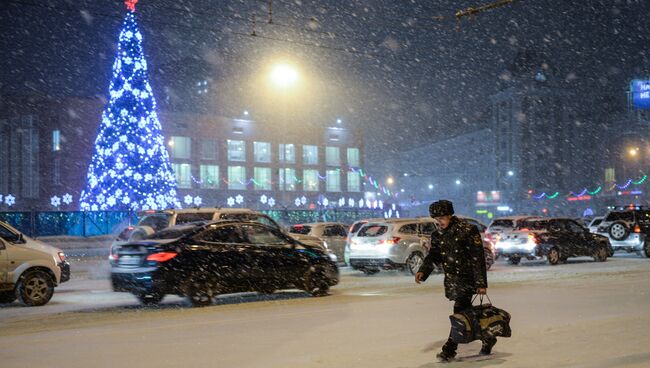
(2, 0, 649, 162)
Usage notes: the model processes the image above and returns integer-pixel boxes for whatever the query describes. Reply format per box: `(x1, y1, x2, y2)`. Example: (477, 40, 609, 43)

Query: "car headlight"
(323, 241, 329, 249)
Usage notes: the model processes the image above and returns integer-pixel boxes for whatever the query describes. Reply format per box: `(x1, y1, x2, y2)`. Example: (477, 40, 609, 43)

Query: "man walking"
(415, 200, 495, 362)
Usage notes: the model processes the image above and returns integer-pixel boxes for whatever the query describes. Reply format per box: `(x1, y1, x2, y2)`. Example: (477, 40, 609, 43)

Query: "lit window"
(279, 168, 296, 191)
(254, 141, 271, 163)
(170, 136, 191, 159)
(279, 144, 295, 163)
(303, 145, 318, 165)
(200, 165, 219, 189)
(347, 172, 361, 192)
(326, 169, 340, 192)
(326, 146, 340, 166)
(303, 169, 319, 191)
(52, 130, 61, 152)
(201, 139, 217, 160)
(227, 140, 246, 161)
(172, 163, 192, 188)
(228, 166, 246, 190)
(254, 167, 272, 190)
(347, 148, 360, 167)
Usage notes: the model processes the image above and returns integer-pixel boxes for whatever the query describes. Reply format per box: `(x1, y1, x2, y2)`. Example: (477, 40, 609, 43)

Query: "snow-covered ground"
(1, 255, 650, 368)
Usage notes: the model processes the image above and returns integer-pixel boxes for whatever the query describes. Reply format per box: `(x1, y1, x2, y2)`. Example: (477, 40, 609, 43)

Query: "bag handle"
(471, 293, 492, 306)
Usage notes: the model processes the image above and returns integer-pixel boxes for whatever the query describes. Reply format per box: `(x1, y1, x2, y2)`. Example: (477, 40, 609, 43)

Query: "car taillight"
(527, 233, 538, 244)
(57, 252, 66, 262)
(380, 237, 401, 245)
(634, 225, 641, 233)
(146, 252, 178, 262)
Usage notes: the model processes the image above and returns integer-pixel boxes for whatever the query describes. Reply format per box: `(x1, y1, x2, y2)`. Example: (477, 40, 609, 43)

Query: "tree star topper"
(125, 0, 138, 12)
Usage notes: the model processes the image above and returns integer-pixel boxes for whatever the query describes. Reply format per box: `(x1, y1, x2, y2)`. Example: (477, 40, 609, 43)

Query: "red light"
(380, 237, 401, 245)
(146, 252, 178, 262)
(519, 228, 529, 232)
(527, 233, 538, 244)
(634, 225, 641, 233)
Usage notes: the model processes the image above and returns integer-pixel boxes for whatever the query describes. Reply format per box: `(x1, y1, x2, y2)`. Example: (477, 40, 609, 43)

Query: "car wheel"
(547, 248, 561, 265)
(508, 256, 521, 265)
(608, 221, 630, 241)
(361, 268, 380, 275)
(136, 292, 164, 306)
(0, 290, 17, 304)
(593, 247, 608, 262)
(484, 249, 495, 271)
(187, 280, 214, 307)
(406, 252, 424, 275)
(15, 269, 55, 306)
(303, 265, 330, 296)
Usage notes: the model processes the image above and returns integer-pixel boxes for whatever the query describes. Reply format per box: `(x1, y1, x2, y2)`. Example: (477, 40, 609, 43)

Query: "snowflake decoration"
(227, 197, 235, 207)
(322, 197, 329, 207)
(184, 195, 193, 205)
(338, 198, 345, 207)
(295, 198, 301, 207)
(300, 196, 307, 205)
(268, 197, 275, 207)
(358, 199, 364, 208)
(193, 196, 202, 207)
(348, 198, 355, 207)
(50, 196, 61, 208)
(366, 199, 372, 208)
(260, 195, 268, 204)
(379, 200, 384, 209)
(235, 195, 244, 204)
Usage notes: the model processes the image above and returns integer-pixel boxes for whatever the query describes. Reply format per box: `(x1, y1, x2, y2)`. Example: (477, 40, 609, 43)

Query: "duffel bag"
(449, 295, 512, 344)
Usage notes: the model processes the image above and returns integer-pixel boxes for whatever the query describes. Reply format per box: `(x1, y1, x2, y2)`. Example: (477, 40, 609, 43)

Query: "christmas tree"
(80, 0, 179, 211)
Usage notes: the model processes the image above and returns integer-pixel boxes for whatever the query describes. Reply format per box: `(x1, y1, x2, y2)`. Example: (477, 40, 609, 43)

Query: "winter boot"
(436, 350, 456, 362)
(480, 337, 497, 355)
(437, 339, 457, 362)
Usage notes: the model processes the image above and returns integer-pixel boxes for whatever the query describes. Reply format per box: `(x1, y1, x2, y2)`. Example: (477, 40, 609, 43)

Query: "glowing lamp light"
(270, 63, 298, 88)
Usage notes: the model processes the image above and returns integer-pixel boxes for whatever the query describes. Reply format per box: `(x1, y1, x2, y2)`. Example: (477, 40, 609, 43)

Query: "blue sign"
(631, 79, 650, 109)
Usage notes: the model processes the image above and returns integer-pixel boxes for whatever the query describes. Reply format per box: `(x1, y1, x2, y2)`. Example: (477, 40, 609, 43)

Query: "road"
(1, 255, 650, 368)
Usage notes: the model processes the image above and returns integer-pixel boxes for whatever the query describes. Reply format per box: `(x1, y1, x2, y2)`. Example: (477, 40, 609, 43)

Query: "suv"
(111, 208, 325, 258)
(348, 218, 437, 275)
(595, 206, 650, 257)
(289, 222, 348, 264)
(495, 217, 610, 265)
(0, 221, 70, 306)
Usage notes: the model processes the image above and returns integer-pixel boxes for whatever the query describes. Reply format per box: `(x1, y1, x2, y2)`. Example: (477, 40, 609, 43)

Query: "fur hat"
(429, 200, 454, 217)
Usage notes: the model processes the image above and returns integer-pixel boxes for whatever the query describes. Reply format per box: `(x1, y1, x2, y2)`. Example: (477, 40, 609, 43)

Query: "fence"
(0, 209, 385, 238)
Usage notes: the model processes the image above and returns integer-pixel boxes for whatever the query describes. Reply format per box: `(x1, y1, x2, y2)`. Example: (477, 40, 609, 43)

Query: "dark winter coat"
(418, 216, 488, 301)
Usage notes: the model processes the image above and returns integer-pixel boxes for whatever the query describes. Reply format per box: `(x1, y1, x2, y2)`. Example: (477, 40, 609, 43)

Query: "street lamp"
(629, 147, 639, 157)
(507, 170, 514, 176)
(270, 63, 299, 89)
(387, 177, 394, 185)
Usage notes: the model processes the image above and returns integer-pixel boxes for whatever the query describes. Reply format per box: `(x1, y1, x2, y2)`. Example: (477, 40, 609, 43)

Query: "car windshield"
(589, 218, 603, 227)
(137, 214, 172, 231)
(519, 220, 550, 231)
(357, 224, 388, 237)
(350, 222, 367, 234)
(490, 219, 514, 228)
(289, 225, 312, 235)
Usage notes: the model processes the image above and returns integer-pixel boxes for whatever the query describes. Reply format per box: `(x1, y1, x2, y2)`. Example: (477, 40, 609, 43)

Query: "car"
(343, 218, 385, 265)
(595, 206, 650, 257)
(348, 217, 439, 275)
(587, 216, 605, 234)
(0, 220, 70, 306)
(111, 208, 326, 258)
(494, 217, 610, 265)
(487, 216, 540, 237)
(110, 220, 339, 306)
(289, 222, 348, 264)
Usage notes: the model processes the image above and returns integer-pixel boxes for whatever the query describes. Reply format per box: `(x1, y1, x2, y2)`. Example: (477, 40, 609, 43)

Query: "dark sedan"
(495, 217, 610, 265)
(110, 220, 339, 306)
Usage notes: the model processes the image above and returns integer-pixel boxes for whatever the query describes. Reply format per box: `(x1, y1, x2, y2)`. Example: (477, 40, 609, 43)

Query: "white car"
(0, 221, 70, 306)
(487, 216, 540, 237)
(289, 222, 348, 264)
(588, 216, 605, 234)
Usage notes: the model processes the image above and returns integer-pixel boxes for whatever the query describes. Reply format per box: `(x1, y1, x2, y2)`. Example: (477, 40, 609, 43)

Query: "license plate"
(119, 256, 142, 266)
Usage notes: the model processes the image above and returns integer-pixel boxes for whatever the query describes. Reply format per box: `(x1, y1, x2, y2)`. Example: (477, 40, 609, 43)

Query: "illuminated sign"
(567, 195, 592, 202)
(631, 80, 650, 109)
(476, 191, 501, 205)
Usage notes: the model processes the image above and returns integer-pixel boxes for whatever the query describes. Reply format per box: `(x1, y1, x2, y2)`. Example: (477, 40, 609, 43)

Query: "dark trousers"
(442, 295, 495, 353)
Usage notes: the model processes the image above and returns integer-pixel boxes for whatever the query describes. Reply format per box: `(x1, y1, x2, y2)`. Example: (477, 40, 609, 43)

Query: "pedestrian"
(415, 199, 495, 362)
